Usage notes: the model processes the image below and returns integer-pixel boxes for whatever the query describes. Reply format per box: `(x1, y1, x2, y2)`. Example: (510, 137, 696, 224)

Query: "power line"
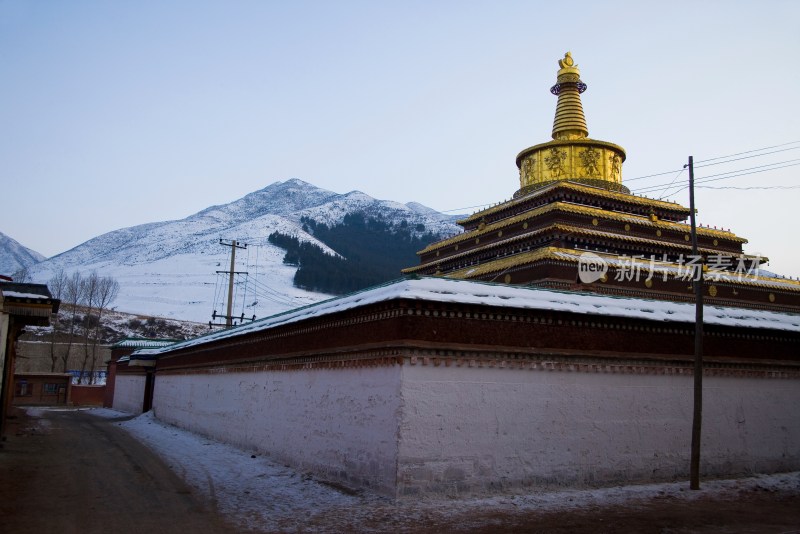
(617, 141, 800, 183)
(695, 160, 800, 184)
(694, 146, 799, 169)
(694, 140, 800, 163)
(212, 272, 226, 316)
(249, 280, 292, 303)
(697, 185, 800, 190)
(624, 168, 686, 183)
(632, 159, 800, 194)
(440, 202, 494, 213)
(653, 168, 685, 200)
(237, 273, 247, 317)
(248, 276, 299, 306)
(642, 162, 800, 197)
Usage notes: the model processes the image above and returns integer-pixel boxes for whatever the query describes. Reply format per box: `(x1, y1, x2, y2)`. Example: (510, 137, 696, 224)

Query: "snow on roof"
(133, 277, 800, 358)
(113, 338, 179, 349)
(0, 290, 52, 299)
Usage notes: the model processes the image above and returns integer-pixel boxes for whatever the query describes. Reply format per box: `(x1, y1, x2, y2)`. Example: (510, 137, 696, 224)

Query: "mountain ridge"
(16, 179, 462, 322)
(0, 231, 47, 276)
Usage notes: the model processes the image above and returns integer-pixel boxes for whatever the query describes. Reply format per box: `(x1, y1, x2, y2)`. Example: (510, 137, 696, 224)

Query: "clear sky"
(1, 1, 799, 275)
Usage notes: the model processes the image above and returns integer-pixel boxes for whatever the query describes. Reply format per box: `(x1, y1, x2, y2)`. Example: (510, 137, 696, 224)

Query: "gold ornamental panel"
(518, 140, 626, 193)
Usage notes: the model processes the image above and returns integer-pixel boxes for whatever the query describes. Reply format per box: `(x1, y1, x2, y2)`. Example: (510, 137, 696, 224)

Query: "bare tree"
(60, 271, 85, 374)
(47, 269, 68, 372)
(11, 266, 32, 282)
(78, 272, 99, 384)
(77, 272, 119, 384)
(88, 275, 119, 384)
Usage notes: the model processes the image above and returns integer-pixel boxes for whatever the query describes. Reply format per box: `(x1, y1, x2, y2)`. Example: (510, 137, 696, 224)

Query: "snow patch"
(0, 290, 51, 299)
(102, 408, 800, 533)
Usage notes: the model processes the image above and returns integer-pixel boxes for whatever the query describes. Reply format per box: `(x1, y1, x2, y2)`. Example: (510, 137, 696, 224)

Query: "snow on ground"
(81, 408, 800, 533)
(73, 247, 330, 323)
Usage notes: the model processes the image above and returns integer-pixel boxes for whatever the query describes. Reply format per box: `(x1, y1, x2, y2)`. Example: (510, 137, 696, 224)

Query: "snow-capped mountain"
(0, 231, 46, 276)
(26, 179, 462, 323)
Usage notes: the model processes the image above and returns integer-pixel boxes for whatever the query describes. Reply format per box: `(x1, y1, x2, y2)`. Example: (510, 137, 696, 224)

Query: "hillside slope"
(0, 231, 46, 276)
(28, 179, 461, 322)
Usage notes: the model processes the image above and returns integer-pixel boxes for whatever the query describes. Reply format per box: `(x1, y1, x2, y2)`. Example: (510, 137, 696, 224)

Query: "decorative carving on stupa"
(515, 52, 628, 197)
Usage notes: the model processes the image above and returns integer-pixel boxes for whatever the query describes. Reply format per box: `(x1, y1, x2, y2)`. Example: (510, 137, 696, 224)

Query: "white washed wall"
(397, 364, 800, 496)
(153, 366, 403, 495)
(147, 360, 799, 497)
(112, 375, 146, 414)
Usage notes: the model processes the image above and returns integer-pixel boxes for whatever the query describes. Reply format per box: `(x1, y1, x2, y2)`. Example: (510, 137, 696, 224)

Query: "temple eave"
(457, 181, 688, 227)
(413, 225, 757, 270)
(421, 201, 747, 256)
(443, 247, 799, 292)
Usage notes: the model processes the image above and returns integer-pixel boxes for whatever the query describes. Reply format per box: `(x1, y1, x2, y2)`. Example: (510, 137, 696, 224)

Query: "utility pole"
(212, 239, 248, 328)
(686, 155, 704, 490)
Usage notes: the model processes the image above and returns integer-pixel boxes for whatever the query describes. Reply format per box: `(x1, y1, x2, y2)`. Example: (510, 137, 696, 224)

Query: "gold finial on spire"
(551, 51, 588, 140)
(557, 51, 580, 75)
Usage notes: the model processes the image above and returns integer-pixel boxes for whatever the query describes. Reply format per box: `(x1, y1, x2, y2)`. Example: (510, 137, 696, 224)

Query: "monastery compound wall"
(397, 361, 798, 495)
(120, 278, 800, 498)
(112, 374, 147, 414)
(149, 353, 799, 497)
(154, 366, 402, 495)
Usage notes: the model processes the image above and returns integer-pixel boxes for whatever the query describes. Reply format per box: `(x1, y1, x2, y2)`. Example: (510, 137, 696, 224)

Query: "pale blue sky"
(2, 1, 799, 274)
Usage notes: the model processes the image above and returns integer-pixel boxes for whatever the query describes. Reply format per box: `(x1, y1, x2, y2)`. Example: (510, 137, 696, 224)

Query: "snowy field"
(84, 408, 800, 533)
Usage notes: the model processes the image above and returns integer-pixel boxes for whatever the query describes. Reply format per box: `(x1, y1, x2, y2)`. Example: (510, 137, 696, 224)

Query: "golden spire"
(514, 52, 628, 197)
(550, 52, 588, 140)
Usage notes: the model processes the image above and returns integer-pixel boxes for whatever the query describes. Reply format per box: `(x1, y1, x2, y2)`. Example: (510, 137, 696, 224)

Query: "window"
(15, 382, 32, 396)
(43, 383, 59, 395)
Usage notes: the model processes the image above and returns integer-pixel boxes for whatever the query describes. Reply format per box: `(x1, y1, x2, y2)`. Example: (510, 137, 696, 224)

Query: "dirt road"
(2, 407, 799, 533)
(0, 408, 234, 534)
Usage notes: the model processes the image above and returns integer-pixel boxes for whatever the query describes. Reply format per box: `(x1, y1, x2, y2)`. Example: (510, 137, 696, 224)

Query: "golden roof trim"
(446, 247, 562, 279)
(457, 181, 689, 226)
(404, 223, 751, 274)
(423, 201, 745, 255)
(543, 224, 744, 252)
(445, 247, 800, 292)
(515, 138, 627, 166)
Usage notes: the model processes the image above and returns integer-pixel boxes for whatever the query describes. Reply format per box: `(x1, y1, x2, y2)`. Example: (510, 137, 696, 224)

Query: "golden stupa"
(515, 52, 628, 196)
(403, 51, 800, 312)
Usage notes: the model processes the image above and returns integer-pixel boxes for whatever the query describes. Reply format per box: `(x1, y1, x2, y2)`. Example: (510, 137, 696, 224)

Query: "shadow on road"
(0, 407, 238, 534)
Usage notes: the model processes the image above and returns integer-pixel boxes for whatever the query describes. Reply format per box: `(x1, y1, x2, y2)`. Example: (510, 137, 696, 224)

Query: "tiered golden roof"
(444, 247, 799, 293)
(458, 181, 690, 226)
(415, 201, 746, 256)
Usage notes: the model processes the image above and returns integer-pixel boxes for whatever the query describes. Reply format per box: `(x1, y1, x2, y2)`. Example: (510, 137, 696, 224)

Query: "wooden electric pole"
(214, 239, 247, 328)
(687, 155, 704, 490)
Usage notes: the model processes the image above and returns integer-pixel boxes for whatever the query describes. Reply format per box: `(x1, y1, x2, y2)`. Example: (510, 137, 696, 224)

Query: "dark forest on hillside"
(268, 213, 442, 294)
